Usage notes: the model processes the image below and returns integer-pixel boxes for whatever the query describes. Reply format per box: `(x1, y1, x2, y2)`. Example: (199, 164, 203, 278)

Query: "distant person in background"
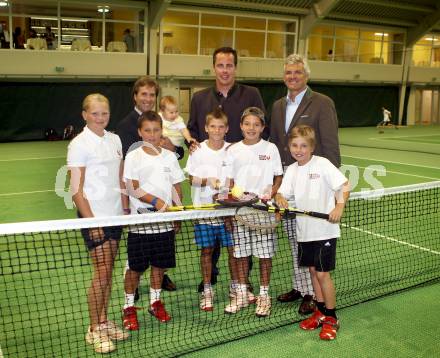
(123, 28, 135, 52)
(44, 26, 56, 49)
(0, 21, 10, 48)
(378, 107, 391, 126)
(377, 107, 397, 132)
(13, 27, 25, 49)
(63, 124, 75, 140)
(29, 28, 37, 38)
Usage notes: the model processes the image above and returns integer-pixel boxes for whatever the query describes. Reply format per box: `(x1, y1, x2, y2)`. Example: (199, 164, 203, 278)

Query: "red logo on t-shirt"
(259, 154, 271, 160)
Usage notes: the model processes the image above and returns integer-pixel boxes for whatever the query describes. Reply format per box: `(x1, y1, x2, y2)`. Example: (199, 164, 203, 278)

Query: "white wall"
(158, 54, 407, 83)
(0, 50, 147, 78)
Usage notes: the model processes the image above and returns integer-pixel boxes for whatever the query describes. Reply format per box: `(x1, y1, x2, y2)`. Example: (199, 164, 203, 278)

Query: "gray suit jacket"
(270, 87, 341, 168)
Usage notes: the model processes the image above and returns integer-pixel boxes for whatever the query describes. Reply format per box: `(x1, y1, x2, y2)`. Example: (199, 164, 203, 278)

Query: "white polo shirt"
(124, 146, 185, 233)
(224, 139, 283, 199)
(67, 126, 123, 217)
(278, 155, 347, 242)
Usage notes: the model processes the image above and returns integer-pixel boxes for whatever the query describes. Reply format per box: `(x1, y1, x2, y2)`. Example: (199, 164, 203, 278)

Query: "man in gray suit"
(270, 54, 341, 314)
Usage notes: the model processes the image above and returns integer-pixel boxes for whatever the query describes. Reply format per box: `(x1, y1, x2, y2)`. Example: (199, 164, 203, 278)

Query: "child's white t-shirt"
(278, 155, 347, 242)
(185, 140, 229, 225)
(124, 146, 185, 233)
(185, 140, 229, 205)
(224, 139, 283, 198)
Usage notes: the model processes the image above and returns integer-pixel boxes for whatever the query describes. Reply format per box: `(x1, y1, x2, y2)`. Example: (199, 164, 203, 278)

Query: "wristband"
(123, 208, 131, 214)
(151, 197, 158, 207)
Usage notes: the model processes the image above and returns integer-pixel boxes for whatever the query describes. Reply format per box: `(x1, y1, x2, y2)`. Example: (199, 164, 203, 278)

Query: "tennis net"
(0, 182, 439, 357)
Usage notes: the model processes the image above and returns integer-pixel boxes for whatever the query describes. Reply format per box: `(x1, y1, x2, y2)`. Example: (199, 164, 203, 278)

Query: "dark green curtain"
(1, 81, 400, 142)
(247, 82, 400, 127)
(0, 82, 133, 142)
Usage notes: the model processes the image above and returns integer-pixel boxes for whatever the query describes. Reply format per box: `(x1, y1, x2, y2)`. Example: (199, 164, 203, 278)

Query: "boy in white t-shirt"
(223, 107, 283, 317)
(122, 111, 185, 330)
(275, 125, 350, 341)
(185, 108, 239, 311)
(159, 96, 196, 149)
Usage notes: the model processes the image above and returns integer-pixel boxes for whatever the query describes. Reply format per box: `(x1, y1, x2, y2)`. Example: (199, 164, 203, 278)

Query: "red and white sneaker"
(148, 300, 171, 323)
(299, 309, 325, 330)
(200, 291, 214, 312)
(319, 316, 340, 340)
(122, 306, 141, 331)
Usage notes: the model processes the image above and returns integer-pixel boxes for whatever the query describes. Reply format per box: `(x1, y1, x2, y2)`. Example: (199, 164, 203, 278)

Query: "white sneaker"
(229, 287, 256, 304)
(224, 292, 248, 314)
(85, 326, 115, 354)
(200, 291, 214, 311)
(100, 321, 129, 341)
(255, 295, 272, 317)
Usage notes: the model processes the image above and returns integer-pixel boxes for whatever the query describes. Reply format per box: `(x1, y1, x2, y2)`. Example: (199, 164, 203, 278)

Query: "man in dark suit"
(187, 47, 265, 293)
(270, 54, 341, 314)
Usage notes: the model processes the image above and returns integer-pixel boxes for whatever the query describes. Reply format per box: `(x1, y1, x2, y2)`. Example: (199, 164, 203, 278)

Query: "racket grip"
(308, 211, 329, 220)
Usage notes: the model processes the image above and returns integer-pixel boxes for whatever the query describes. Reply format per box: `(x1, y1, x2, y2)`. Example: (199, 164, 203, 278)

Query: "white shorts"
(232, 209, 277, 259)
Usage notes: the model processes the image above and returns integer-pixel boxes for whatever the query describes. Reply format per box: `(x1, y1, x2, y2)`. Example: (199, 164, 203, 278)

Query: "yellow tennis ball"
(231, 186, 244, 199)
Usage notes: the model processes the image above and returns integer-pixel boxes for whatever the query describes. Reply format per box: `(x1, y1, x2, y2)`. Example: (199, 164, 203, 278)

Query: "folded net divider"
(0, 182, 439, 357)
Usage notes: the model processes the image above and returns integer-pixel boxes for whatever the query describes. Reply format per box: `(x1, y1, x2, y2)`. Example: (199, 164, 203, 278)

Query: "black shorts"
(127, 231, 176, 273)
(80, 226, 123, 251)
(78, 213, 122, 251)
(298, 238, 337, 272)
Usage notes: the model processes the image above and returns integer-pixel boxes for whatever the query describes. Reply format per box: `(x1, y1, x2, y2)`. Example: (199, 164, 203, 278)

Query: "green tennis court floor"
(0, 125, 439, 357)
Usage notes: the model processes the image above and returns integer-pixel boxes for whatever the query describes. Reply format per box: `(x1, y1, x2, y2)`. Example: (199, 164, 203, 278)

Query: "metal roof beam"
(171, 0, 309, 15)
(406, 7, 440, 47)
(347, 0, 434, 13)
(329, 12, 418, 27)
(150, 0, 171, 28)
(300, 0, 342, 39)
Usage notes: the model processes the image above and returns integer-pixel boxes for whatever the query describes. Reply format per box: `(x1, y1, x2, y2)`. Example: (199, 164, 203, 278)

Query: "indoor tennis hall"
(1, 1, 439, 357)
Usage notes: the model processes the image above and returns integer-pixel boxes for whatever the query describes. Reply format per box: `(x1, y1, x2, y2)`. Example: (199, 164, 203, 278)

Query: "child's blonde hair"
(159, 96, 177, 111)
(82, 93, 109, 111)
(288, 124, 316, 148)
(206, 108, 228, 126)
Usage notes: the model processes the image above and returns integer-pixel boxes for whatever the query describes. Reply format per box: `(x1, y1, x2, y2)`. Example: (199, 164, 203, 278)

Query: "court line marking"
(342, 164, 440, 181)
(341, 154, 440, 170)
(0, 190, 55, 197)
(367, 137, 440, 145)
(343, 224, 440, 256)
(369, 134, 440, 139)
(0, 344, 3, 358)
(0, 156, 65, 162)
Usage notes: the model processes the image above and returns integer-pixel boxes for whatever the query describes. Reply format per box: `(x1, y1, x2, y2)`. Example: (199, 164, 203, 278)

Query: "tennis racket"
(215, 192, 279, 231)
(252, 202, 330, 220)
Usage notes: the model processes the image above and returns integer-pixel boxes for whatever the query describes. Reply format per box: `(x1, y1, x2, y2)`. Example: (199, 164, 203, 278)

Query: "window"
(413, 34, 440, 67)
(160, 8, 297, 59)
(308, 24, 404, 65)
(0, 1, 145, 52)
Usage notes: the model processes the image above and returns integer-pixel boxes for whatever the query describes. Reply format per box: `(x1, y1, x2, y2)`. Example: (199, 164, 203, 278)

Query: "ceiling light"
(0, 1, 9, 7)
(425, 37, 438, 41)
(374, 33, 388, 37)
(97, 6, 110, 13)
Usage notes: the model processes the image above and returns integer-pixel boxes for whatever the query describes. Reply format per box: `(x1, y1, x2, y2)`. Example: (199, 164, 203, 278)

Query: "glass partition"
(161, 8, 298, 59)
(308, 24, 404, 65)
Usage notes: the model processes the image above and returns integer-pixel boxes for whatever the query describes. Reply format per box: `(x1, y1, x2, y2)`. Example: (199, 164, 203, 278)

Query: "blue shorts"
(194, 224, 233, 248)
